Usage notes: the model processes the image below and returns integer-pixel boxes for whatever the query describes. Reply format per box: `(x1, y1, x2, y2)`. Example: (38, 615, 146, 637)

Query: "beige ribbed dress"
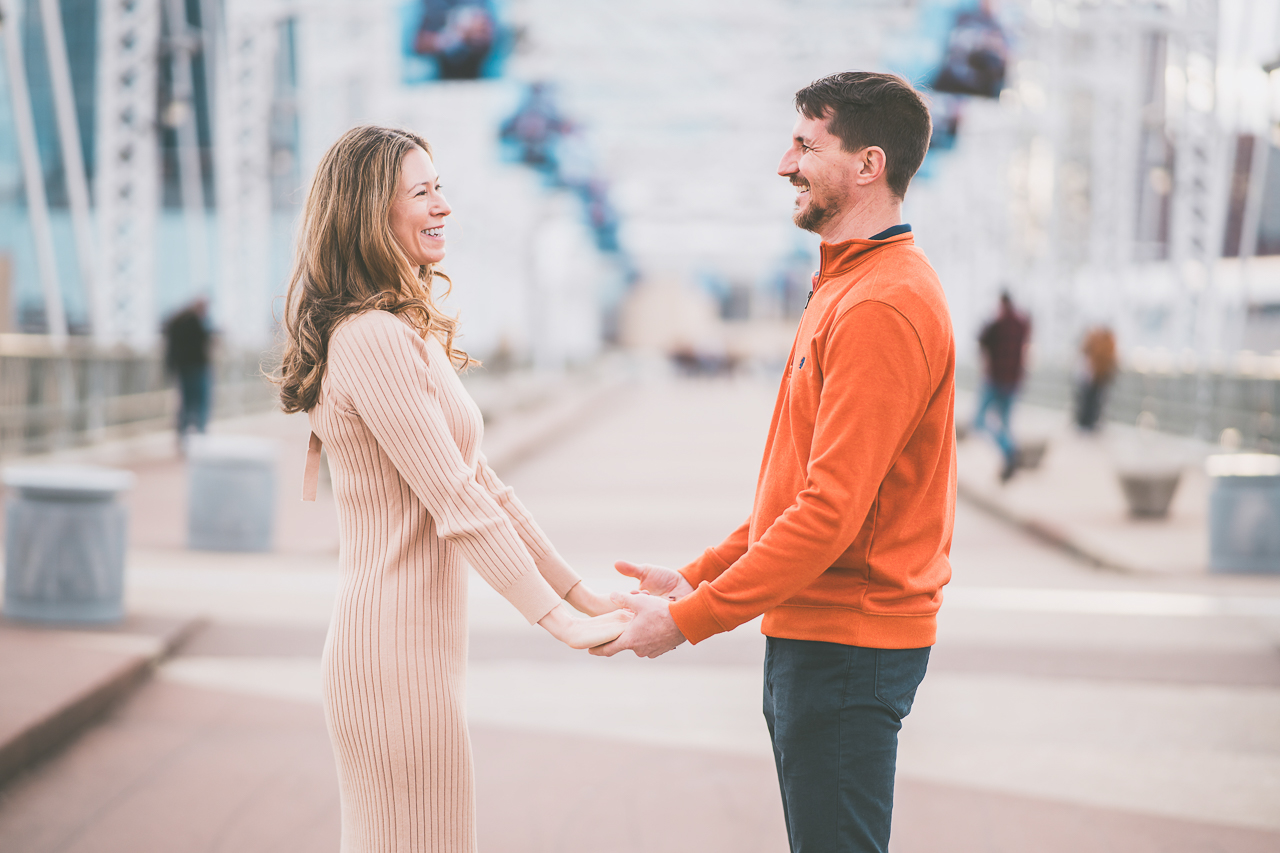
(303, 310, 580, 853)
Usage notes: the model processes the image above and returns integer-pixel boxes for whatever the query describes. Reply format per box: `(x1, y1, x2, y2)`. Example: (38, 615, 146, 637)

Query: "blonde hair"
(278, 125, 473, 414)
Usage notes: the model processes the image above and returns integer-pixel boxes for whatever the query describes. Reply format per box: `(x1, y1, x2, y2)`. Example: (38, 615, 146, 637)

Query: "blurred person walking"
(277, 126, 629, 853)
(974, 290, 1030, 481)
(592, 72, 955, 853)
(1075, 325, 1117, 431)
(163, 296, 213, 450)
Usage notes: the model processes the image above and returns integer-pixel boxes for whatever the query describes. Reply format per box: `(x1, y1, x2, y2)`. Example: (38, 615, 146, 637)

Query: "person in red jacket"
(975, 290, 1031, 480)
(593, 71, 955, 853)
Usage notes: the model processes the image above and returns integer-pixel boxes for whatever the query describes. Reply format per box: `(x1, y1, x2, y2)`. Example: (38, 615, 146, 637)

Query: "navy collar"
(868, 223, 912, 241)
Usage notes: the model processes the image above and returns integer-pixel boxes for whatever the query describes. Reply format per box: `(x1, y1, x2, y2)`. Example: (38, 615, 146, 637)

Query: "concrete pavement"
(957, 387, 1220, 576)
(0, 370, 1278, 852)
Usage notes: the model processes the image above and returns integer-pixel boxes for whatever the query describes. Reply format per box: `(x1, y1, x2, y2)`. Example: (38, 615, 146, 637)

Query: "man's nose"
(778, 149, 798, 177)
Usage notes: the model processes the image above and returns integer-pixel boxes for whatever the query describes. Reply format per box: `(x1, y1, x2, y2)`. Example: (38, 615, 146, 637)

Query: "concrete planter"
(188, 435, 277, 552)
(2, 465, 135, 624)
(1116, 468, 1182, 519)
(1015, 438, 1049, 470)
(1206, 454, 1280, 574)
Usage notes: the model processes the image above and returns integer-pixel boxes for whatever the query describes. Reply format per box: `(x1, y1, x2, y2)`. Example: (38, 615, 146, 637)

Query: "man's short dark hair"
(794, 71, 932, 199)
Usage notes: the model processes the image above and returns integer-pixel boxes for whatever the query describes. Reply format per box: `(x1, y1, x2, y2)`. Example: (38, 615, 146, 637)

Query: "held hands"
(588, 560, 691, 659)
(538, 604, 633, 650)
(561, 562, 692, 617)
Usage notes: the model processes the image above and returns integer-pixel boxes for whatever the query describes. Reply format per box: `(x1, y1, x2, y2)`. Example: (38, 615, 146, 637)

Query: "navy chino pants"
(763, 638, 931, 853)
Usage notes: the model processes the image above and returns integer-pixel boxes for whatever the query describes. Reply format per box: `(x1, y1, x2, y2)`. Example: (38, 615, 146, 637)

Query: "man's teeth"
(423, 227, 443, 237)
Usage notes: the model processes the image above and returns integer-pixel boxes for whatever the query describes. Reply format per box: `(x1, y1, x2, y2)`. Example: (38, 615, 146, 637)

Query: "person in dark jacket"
(974, 290, 1030, 481)
(163, 297, 213, 448)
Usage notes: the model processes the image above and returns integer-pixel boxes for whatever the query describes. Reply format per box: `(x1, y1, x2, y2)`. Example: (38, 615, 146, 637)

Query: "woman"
(278, 125, 629, 852)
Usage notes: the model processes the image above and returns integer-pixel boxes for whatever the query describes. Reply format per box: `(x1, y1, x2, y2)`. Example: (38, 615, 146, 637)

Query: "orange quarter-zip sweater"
(669, 231, 956, 649)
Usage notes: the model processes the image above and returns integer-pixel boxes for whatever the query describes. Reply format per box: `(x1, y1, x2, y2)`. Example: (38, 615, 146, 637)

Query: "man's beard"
(793, 187, 837, 233)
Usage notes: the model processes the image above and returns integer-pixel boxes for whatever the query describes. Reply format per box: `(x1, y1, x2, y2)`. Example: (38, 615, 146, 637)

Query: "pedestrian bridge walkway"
(1, 371, 1277, 852)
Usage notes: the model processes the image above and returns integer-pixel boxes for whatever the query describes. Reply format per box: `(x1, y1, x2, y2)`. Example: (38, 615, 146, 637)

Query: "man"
(163, 296, 213, 450)
(592, 71, 956, 853)
(974, 290, 1030, 480)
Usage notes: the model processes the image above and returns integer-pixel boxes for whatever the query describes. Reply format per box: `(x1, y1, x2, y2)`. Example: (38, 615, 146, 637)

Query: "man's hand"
(588, 591, 687, 658)
(614, 560, 694, 601)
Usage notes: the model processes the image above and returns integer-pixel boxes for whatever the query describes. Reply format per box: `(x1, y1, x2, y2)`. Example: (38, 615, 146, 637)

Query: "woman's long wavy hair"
(278, 125, 474, 414)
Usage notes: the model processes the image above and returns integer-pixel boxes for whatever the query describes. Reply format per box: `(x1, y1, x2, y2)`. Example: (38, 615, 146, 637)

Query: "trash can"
(2, 465, 135, 624)
(1207, 453, 1280, 574)
(188, 435, 277, 552)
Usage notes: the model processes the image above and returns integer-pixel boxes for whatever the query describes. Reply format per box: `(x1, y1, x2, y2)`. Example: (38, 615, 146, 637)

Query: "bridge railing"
(0, 335, 279, 457)
(958, 362, 1280, 450)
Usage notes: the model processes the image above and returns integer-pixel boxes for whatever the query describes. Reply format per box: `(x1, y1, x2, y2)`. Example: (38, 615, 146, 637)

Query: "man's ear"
(854, 146, 888, 187)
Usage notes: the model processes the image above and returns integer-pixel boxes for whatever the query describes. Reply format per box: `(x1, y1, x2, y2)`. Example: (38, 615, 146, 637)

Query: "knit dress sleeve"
(328, 311, 563, 624)
(474, 451, 583, 597)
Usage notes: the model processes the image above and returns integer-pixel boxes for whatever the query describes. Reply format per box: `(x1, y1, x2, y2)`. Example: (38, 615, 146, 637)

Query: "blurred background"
(1, 2, 1280, 853)
(0, 0, 1277, 443)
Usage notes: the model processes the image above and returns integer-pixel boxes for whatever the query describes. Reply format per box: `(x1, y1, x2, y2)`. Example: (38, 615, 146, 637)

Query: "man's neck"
(819, 195, 903, 244)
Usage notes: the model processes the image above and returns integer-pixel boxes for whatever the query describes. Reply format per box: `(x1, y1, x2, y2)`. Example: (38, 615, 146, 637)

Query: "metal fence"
(959, 363, 1280, 450)
(0, 335, 279, 456)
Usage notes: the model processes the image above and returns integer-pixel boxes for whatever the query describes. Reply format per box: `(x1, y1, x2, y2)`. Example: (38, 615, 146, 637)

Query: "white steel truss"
(1084, 11, 1144, 326)
(1168, 0, 1225, 357)
(94, 0, 162, 348)
(163, 0, 212, 297)
(213, 0, 277, 349)
(1, 0, 68, 341)
(37, 0, 97, 336)
(1166, 0, 1225, 436)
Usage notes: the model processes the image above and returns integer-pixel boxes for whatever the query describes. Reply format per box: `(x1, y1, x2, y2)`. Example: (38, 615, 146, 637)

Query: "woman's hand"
(538, 604, 633, 650)
(565, 581, 620, 616)
(614, 560, 694, 601)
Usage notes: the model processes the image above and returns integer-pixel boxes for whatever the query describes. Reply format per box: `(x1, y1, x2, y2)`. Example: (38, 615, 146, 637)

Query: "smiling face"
(388, 146, 451, 267)
(777, 112, 860, 237)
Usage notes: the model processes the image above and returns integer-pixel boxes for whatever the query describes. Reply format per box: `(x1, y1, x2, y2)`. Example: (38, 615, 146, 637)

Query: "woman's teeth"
(423, 227, 443, 237)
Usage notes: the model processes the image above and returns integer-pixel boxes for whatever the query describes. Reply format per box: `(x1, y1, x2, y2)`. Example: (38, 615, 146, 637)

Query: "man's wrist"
(667, 585, 724, 646)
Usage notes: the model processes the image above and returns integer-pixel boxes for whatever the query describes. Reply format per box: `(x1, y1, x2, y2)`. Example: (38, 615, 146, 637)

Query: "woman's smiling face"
(389, 147, 451, 266)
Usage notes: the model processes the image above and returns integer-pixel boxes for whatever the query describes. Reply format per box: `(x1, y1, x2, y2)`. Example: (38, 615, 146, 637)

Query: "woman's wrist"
(565, 581, 615, 616)
(538, 604, 571, 634)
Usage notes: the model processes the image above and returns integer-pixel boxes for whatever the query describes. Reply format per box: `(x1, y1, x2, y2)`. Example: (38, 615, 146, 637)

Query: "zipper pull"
(804, 290, 813, 309)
